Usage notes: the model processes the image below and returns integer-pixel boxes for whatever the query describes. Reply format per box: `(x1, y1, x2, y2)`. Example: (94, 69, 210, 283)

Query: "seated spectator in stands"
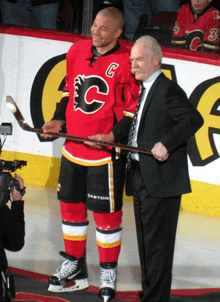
(171, 0, 220, 53)
(0, 174, 25, 301)
(122, 0, 181, 40)
(0, 0, 61, 30)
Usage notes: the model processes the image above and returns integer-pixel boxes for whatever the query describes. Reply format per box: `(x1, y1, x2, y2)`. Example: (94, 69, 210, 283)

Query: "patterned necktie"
(127, 83, 145, 168)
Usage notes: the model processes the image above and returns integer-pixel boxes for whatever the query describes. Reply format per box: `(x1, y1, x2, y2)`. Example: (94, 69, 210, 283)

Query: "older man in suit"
(127, 35, 203, 302)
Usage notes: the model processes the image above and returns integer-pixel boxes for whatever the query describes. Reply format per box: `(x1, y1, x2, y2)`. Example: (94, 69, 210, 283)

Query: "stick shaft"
(5, 95, 152, 155)
(30, 127, 151, 155)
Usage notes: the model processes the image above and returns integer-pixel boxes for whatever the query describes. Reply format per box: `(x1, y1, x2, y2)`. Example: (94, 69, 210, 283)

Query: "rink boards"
(0, 26, 220, 216)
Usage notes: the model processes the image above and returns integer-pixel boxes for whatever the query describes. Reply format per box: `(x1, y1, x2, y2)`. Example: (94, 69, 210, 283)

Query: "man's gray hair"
(135, 35, 163, 62)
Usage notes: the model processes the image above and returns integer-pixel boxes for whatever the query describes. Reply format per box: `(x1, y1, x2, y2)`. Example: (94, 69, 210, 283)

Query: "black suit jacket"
(126, 73, 204, 198)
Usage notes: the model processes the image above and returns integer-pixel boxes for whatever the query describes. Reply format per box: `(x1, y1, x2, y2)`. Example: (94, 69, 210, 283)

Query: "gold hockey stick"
(5, 95, 152, 155)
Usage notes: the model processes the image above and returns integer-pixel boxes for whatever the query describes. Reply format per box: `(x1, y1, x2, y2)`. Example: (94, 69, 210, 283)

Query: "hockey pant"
(60, 201, 122, 263)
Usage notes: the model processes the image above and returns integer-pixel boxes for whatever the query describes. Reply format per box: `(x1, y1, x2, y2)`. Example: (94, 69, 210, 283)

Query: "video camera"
(0, 123, 27, 208)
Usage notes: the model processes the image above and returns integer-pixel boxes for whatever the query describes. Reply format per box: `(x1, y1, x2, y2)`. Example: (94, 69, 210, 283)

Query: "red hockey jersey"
(61, 39, 139, 166)
(171, 4, 220, 53)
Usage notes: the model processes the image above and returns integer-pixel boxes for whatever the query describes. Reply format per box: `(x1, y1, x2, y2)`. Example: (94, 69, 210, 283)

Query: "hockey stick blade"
(5, 95, 152, 155)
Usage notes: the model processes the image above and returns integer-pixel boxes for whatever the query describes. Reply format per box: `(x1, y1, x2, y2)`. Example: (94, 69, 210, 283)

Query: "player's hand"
(41, 120, 64, 139)
(151, 142, 169, 162)
(85, 132, 115, 149)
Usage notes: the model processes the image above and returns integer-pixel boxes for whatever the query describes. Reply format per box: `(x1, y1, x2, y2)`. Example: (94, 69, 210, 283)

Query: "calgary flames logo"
(74, 75, 108, 114)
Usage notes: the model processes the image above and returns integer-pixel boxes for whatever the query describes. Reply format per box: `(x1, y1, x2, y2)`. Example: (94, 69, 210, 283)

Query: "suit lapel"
(138, 73, 165, 135)
(141, 73, 164, 118)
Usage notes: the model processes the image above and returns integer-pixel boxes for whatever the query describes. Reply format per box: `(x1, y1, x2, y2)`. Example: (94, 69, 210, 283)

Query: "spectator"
(127, 35, 203, 302)
(0, 174, 25, 301)
(41, 6, 139, 302)
(0, 0, 61, 30)
(171, 0, 220, 53)
(122, 0, 181, 40)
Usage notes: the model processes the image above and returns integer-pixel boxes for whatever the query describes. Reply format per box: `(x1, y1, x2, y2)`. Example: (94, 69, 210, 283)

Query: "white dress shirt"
(131, 70, 161, 161)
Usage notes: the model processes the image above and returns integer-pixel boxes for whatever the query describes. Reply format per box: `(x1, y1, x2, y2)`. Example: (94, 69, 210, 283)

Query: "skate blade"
(48, 278, 89, 292)
(102, 295, 111, 302)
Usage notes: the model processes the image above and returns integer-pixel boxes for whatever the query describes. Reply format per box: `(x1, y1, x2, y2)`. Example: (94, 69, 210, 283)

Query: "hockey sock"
(93, 211, 122, 263)
(59, 201, 88, 259)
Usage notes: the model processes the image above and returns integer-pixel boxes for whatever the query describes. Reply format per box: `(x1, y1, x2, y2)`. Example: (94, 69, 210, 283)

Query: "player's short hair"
(98, 7, 124, 30)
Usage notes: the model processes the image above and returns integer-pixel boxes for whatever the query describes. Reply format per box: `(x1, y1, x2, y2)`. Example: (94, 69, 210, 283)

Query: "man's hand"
(41, 120, 64, 139)
(11, 174, 24, 201)
(151, 142, 169, 162)
(85, 132, 115, 149)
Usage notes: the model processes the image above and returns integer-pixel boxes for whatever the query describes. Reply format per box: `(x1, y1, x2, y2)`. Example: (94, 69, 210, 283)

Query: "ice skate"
(98, 262, 117, 302)
(48, 251, 89, 292)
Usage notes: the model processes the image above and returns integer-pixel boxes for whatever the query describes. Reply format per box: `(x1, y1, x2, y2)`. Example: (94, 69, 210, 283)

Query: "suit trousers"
(133, 163, 181, 302)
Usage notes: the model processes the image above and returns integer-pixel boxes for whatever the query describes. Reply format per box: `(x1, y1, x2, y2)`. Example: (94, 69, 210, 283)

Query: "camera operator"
(0, 174, 25, 301)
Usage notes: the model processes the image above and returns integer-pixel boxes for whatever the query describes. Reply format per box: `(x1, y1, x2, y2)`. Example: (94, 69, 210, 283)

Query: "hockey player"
(41, 6, 140, 302)
(171, 0, 220, 53)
